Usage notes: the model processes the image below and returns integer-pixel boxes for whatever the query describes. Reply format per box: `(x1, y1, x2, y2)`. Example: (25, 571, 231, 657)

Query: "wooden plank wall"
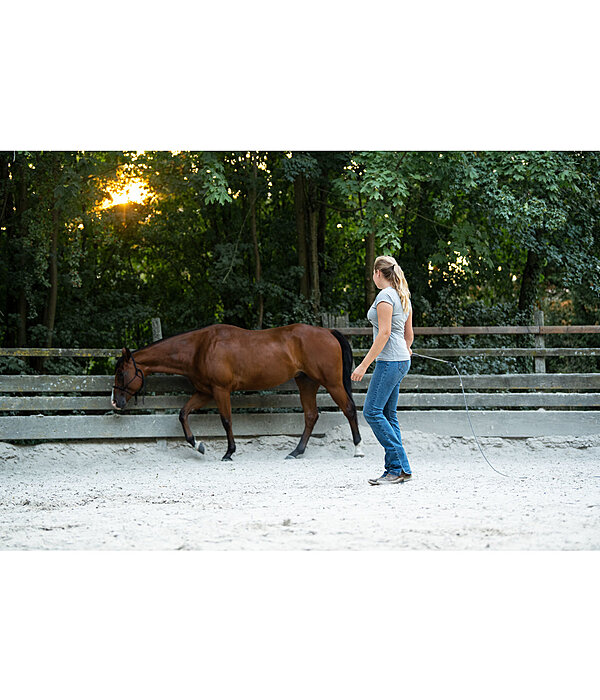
(1, 321, 598, 440)
(1, 373, 599, 441)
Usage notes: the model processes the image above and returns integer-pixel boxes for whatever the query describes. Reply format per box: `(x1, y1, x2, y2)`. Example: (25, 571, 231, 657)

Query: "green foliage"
(0, 150, 598, 376)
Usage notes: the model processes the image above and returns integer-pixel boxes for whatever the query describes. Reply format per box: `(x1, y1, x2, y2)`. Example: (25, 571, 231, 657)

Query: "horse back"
(196, 323, 342, 391)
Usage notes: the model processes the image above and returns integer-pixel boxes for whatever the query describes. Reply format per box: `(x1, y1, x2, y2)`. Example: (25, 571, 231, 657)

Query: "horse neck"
(133, 337, 195, 376)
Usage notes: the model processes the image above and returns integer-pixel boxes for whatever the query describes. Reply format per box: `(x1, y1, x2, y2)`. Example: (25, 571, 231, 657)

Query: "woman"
(350, 255, 414, 485)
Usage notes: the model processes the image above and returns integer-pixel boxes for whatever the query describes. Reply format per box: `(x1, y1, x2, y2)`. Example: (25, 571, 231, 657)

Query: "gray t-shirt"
(367, 287, 411, 361)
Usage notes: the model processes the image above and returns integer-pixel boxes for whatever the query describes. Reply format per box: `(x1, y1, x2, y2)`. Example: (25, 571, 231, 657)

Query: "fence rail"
(339, 325, 600, 335)
(2, 346, 599, 360)
(2, 320, 598, 364)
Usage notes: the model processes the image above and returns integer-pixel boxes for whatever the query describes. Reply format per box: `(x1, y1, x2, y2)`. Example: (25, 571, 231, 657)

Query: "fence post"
(151, 317, 166, 448)
(321, 312, 349, 328)
(533, 309, 546, 373)
(151, 317, 163, 342)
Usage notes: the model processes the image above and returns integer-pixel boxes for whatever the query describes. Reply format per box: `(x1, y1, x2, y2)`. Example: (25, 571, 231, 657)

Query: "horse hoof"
(286, 452, 303, 460)
(354, 441, 365, 458)
(222, 455, 233, 462)
(196, 441, 205, 454)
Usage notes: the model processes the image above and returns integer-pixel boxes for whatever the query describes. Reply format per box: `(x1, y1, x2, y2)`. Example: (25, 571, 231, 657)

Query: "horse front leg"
(212, 388, 236, 461)
(179, 391, 212, 454)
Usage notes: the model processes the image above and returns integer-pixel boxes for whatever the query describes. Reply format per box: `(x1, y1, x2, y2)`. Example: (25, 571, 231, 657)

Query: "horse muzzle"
(111, 389, 126, 411)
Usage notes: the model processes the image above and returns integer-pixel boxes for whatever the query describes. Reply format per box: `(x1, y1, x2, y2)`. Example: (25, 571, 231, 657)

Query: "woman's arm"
(350, 301, 393, 381)
(404, 307, 414, 356)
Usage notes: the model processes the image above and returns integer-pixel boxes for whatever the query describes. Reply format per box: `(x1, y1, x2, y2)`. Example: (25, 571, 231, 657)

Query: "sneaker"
(368, 470, 389, 485)
(370, 471, 412, 486)
(370, 471, 403, 485)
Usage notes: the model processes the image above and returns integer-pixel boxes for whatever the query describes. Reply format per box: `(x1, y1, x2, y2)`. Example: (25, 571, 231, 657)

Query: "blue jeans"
(363, 360, 411, 475)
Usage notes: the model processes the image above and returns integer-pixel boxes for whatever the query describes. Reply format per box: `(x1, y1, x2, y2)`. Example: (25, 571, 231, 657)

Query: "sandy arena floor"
(1, 426, 599, 550)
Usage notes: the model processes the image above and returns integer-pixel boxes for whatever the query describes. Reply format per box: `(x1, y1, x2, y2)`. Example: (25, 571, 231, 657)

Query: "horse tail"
(329, 329, 356, 406)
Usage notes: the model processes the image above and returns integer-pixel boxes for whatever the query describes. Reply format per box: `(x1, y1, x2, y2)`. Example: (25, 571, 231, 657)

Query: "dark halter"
(113, 354, 146, 404)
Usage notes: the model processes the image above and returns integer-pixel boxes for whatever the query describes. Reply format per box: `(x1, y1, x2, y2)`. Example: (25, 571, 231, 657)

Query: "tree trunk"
(317, 178, 327, 305)
(303, 179, 321, 319)
(361, 191, 376, 314)
(0, 153, 12, 342)
(249, 157, 263, 328)
(294, 175, 309, 298)
(518, 247, 542, 320)
(15, 159, 28, 346)
(17, 289, 27, 346)
(308, 203, 320, 318)
(41, 154, 62, 355)
(44, 205, 59, 347)
(0, 153, 9, 224)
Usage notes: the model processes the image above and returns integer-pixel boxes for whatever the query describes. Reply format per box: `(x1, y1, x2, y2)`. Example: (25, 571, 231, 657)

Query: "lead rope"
(411, 352, 527, 479)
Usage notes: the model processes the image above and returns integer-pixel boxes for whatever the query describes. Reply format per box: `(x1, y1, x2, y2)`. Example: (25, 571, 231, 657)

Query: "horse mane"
(119, 325, 215, 359)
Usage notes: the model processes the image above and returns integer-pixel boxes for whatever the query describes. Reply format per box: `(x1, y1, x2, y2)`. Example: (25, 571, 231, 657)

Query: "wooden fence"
(1, 319, 599, 441)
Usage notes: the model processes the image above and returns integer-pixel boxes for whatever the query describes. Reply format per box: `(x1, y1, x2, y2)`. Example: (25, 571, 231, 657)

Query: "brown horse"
(111, 323, 364, 461)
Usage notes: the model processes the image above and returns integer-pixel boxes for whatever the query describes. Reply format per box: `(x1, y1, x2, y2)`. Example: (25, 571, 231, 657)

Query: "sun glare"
(101, 178, 150, 209)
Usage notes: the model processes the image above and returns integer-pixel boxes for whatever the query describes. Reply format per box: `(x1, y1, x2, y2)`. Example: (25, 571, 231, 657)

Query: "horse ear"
(122, 347, 131, 360)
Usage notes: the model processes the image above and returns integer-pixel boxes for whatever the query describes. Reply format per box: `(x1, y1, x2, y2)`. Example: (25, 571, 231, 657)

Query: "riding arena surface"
(1, 426, 599, 550)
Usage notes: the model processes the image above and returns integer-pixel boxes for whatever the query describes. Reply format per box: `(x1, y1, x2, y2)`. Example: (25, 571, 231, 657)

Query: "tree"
(1, 150, 597, 379)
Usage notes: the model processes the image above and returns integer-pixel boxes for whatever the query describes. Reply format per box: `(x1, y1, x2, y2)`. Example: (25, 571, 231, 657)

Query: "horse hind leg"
(179, 391, 212, 454)
(287, 373, 320, 459)
(212, 388, 236, 461)
(324, 383, 364, 457)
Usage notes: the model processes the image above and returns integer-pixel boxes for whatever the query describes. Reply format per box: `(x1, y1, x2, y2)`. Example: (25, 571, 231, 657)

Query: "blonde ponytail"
(374, 255, 411, 314)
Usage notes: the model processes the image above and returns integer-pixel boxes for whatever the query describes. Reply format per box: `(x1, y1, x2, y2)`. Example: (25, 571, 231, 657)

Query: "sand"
(0, 426, 599, 550)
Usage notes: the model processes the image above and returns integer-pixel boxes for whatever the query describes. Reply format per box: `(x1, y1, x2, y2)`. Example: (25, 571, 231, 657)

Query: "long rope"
(411, 351, 527, 479)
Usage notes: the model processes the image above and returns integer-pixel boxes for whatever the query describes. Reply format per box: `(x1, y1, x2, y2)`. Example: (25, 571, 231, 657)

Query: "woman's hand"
(351, 363, 367, 382)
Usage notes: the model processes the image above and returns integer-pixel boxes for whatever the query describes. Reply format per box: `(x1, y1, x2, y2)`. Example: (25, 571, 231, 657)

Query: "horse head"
(111, 347, 145, 409)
